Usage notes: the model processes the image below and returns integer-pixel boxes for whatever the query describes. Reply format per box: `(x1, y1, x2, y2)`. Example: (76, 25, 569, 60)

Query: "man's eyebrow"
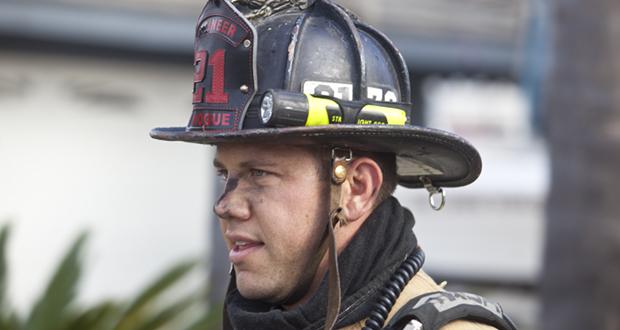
(212, 159, 225, 169)
(239, 160, 278, 169)
(212, 158, 278, 169)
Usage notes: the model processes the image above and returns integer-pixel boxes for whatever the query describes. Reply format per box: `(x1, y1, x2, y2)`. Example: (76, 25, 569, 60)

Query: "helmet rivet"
(240, 85, 249, 93)
(243, 39, 252, 48)
(333, 164, 347, 183)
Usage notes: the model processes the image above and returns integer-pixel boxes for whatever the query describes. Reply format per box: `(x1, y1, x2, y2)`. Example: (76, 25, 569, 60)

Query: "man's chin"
(237, 288, 286, 305)
(236, 271, 315, 307)
(236, 274, 282, 303)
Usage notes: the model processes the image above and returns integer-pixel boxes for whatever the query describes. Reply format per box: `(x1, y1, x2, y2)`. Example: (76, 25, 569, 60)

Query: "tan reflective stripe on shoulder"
(385, 270, 444, 323)
(338, 270, 498, 330)
(338, 320, 498, 330)
(338, 319, 365, 330)
(338, 270, 441, 330)
(441, 319, 498, 330)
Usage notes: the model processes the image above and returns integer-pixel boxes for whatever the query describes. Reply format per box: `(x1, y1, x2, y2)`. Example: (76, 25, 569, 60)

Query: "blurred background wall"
(0, 46, 212, 310)
(0, 0, 553, 329)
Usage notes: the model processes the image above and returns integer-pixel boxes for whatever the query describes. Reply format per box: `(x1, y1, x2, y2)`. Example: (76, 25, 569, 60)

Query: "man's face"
(213, 143, 327, 303)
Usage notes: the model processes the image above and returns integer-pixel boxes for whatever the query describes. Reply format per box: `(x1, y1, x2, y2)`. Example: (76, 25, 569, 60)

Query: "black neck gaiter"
(225, 197, 418, 330)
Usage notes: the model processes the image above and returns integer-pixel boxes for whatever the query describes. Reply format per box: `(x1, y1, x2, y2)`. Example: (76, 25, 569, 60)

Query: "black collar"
(225, 197, 418, 330)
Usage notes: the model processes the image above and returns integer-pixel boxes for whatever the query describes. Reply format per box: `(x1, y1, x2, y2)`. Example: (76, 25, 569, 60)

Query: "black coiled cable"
(362, 247, 426, 330)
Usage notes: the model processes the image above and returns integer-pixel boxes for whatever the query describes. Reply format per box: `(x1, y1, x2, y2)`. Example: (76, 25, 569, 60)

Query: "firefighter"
(151, 0, 516, 329)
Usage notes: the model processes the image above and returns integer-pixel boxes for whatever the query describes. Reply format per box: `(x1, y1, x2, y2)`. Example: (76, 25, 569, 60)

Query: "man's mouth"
(233, 240, 262, 251)
(229, 240, 264, 263)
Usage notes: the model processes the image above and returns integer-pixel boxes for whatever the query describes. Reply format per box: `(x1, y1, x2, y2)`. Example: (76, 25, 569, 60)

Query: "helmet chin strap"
(324, 147, 352, 330)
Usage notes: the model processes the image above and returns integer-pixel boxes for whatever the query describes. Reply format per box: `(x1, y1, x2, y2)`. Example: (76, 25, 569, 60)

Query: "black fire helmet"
(150, 0, 482, 189)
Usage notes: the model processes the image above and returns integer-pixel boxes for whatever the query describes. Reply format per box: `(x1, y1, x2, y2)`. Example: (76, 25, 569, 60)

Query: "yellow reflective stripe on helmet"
(360, 105, 407, 125)
(305, 94, 337, 126)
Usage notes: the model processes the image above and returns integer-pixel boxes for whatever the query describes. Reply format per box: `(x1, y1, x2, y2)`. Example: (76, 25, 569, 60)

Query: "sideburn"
(278, 155, 333, 307)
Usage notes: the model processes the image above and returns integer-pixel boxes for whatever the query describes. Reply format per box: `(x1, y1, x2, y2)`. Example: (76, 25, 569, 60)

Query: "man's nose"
(213, 181, 251, 221)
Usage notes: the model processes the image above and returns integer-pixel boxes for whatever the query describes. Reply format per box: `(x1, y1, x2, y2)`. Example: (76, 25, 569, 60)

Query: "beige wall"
(0, 51, 211, 311)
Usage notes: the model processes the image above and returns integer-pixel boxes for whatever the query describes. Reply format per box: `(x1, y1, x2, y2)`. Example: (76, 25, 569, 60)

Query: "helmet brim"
(150, 124, 481, 189)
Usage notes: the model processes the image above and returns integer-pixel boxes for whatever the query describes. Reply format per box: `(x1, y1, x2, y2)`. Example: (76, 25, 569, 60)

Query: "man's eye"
(216, 169, 229, 180)
(250, 169, 268, 177)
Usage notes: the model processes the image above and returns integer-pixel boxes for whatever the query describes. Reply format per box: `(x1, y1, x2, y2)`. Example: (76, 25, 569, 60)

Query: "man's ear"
(341, 157, 383, 222)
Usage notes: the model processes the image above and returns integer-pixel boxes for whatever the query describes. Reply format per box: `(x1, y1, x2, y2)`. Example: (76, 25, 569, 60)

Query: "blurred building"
(0, 0, 547, 328)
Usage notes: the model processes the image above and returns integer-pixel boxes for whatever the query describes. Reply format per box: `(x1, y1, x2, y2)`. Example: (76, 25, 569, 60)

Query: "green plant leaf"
(184, 303, 222, 330)
(0, 223, 22, 330)
(0, 224, 10, 316)
(25, 232, 87, 330)
(0, 310, 21, 330)
(134, 293, 200, 330)
(63, 301, 121, 330)
(0, 224, 213, 330)
(114, 260, 196, 330)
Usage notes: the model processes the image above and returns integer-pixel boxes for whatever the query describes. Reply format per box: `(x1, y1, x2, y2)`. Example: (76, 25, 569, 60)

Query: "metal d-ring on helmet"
(150, 0, 482, 328)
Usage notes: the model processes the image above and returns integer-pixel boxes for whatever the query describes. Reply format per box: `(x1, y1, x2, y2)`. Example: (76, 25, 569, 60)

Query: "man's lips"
(226, 234, 264, 264)
(229, 241, 264, 264)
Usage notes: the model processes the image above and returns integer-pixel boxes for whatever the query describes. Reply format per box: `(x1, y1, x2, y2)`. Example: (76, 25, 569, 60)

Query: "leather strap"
(324, 207, 342, 330)
(324, 170, 345, 330)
